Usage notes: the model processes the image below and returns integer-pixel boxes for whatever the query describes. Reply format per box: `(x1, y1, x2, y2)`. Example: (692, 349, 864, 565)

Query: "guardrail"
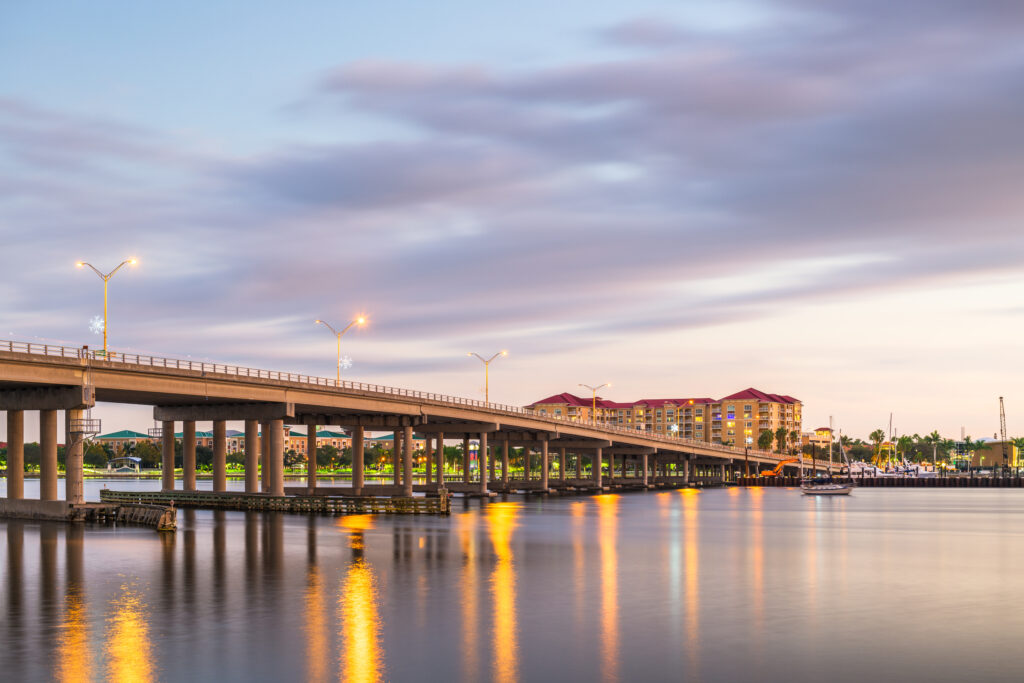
(1, 339, 809, 463)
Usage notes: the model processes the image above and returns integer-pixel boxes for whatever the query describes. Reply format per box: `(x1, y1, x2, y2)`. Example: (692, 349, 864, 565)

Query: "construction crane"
(1000, 397, 1009, 467)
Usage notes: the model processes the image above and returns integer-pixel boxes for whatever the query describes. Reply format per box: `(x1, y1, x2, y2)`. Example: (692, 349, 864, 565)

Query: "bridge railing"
(1, 339, 815, 463)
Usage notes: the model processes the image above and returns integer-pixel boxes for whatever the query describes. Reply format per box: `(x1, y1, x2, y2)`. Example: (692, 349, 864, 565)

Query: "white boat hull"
(801, 485, 852, 496)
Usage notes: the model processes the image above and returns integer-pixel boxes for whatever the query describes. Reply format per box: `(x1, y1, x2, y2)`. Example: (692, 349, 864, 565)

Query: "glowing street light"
(467, 350, 507, 404)
(578, 383, 610, 424)
(315, 316, 366, 383)
(76, 258, 137, 356)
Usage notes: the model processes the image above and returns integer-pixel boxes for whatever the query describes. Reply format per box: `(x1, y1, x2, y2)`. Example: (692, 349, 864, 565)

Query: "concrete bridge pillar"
(523, 445, 532, 481)
(592, 448, 603, 488)
(642, 453, 649, 487)
(559, 447, 567, 482)
(269, 419, 285, 496)
(5, 410, 24, 499)
(352, 426, 365, 495)
(244, 419, 259, 494)
(434, 432, 444, 487)
(575, 450, 582, 480)
(683, 456, 690, 485)
(489, 442, 496, 482)
(403, 425, 414, 497)
(260, 421, 270, 493)
(213, 420, 227, 493)
(162, 420, 176, 491)
(478, 432, 489, 495)
(425, 436, 433, 485)
(393, 430, 402, 486)
(39, 410, 58, 501)
(64, 409, 84, 504)
(540, 439, 549, 491)
(183, 420, 197, 492)
(502, 438, 510, 485)
(462, 436, 470, 483)
(305, 425, 317, 494)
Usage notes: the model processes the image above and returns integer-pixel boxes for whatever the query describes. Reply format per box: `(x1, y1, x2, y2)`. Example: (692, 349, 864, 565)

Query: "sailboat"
(802, 418, 853, 496)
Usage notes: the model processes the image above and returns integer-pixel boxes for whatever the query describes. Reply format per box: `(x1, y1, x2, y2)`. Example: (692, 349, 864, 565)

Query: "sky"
(2, 0, 1024, 441)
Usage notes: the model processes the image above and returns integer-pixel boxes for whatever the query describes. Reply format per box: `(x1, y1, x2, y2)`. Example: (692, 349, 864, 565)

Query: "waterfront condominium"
(525, 387, 801, 446)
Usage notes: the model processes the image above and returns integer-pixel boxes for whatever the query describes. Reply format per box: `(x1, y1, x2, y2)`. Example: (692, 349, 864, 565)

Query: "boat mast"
(829, 415, 833, 476)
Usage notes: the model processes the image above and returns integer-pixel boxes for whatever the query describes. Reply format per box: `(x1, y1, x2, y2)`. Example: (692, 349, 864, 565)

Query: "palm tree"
(869, 429, 886, 453)
(896, 434, 914, 462)
(774, 426, 787, 453)
(758, 429, 774, 450)
(788, 430, 800, 455)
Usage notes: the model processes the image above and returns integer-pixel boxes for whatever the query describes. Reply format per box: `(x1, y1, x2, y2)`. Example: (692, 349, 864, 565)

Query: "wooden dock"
(99, 489, 452, 515)
(738, 475, 1024, 488)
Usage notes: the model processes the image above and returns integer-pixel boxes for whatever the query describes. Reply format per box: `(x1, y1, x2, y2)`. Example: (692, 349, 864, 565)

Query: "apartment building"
(526, 387, 801, 446)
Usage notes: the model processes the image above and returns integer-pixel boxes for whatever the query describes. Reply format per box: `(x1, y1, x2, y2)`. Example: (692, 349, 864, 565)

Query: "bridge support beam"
(559, 447, 566, 482)
(592, 448, 603, 489)
(352, 426, 365, 495)
(183, 420, 196, 491)
(162, 420, 175, 491)
(433, 432, 443, 488)
(478, 432, 489, 495)
(403, 425, 414, 497)
(260, 422, 270, 492)
(425, 436, 433, 485)
(575, 450, 582, 480)
(244, 420, 259, 494)
(269, 419, 285, 496)
(6, 410, 24, 499)
(523, 445, 531, 482)
(306, 424, 317, 494)
(642, 453, 649, 487)
(489, 442, 496, 482)
(462, 436, 470, 483)
(393, 430, 402, 486)
(540, 438, 549, 491)
(502, 438, 510, 486)
(40, 410, 58, 501)
(64, 409, 84, 505)
(213, 420, 226, 492)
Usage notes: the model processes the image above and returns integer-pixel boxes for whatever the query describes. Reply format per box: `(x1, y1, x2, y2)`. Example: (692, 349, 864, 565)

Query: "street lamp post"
(76, 258, 137, 356)
(467, 351, 507, 404)
(315, 317, 366, 383)
(578, 383, 610, 425)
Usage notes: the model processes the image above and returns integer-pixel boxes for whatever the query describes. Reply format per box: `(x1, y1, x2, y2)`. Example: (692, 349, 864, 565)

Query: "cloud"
(4, 0, 1024, 424)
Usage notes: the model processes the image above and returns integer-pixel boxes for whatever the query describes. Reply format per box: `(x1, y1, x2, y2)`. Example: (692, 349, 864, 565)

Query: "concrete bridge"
(0, 340, 827, 508)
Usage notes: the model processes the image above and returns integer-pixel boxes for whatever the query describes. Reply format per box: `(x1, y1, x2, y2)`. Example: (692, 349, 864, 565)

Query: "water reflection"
(681, 489, 700, 677)
(457, 511, 480, 681)
(486, 502, 520, 683)
(56, 526, 92, 683)
(595, 495, 620, 683)
(338, 516, 385, 683)
(105, 584, 157, 682)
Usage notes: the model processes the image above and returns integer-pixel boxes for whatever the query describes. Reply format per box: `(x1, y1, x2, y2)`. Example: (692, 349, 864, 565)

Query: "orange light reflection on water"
(680, 488, 700, 677)
(338, 516, 385, 683)
(595, 495, 620, 683)
(105, 584, 157, 683)
(55, 590, 91, 683)
(487, 502, 520, 683)
(458, 511, 479, 681)
(305, 565, 329, 683)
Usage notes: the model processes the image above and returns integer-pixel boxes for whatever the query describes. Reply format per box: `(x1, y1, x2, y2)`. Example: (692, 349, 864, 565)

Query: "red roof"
(528, 393, 599, 408)
(718, 388, 799, 404)
(528, 395, 716, 410)
(632, 398, 714, 408)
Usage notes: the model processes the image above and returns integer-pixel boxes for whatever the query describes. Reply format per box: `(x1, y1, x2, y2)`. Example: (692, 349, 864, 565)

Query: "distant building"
(802, 427, 833, 450)
(526, 387, 801, 446)
(971, 439, 1020, 468)
(95, 429, 151, 453)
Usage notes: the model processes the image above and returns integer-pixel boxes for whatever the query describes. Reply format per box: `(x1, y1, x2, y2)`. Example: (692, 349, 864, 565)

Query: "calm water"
(3, 482, 1024, 682)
